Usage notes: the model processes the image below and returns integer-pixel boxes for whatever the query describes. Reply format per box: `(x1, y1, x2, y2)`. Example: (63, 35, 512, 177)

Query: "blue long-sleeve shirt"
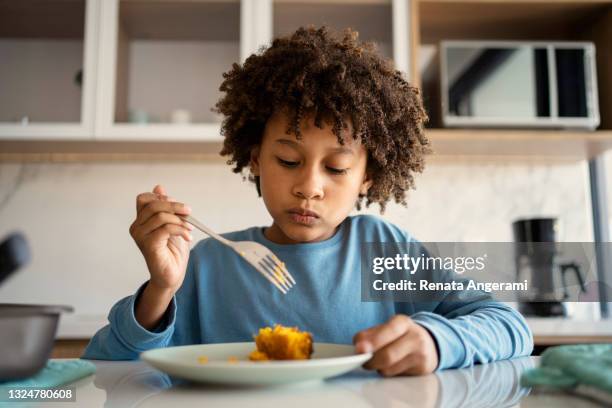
(82, 215, 533, 370)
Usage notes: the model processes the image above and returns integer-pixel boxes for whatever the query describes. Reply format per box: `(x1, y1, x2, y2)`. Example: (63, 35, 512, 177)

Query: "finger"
(153, 184, 167, 196)
(378, 352, 420, 377)
(143, 223, 193, 244)
(136, 192, 160, 213)
(354, 322, 386, 353)
(137, 200, 192, 226)
(365, 330, 418, 371)
(150, 193, 184, 210)
(138, 211, 194, 237)
(354, 315, 412, 354)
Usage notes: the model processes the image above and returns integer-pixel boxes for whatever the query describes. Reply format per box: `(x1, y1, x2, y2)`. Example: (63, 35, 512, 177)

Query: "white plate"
(141, 342, 372, 385)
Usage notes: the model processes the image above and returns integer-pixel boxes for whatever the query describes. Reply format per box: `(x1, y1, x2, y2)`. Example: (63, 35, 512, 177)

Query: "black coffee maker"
(512, 218, 586, 317)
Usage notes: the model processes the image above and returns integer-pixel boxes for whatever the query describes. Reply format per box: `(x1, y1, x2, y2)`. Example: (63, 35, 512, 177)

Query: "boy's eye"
(277, 158, 299, 167)
(326, 167, 348, 175)
(276, 157, 348, 175)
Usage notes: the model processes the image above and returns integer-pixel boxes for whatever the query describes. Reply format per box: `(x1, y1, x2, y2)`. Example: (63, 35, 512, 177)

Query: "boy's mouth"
(287, 208, 319, 225)
(288, 208, 319, 217)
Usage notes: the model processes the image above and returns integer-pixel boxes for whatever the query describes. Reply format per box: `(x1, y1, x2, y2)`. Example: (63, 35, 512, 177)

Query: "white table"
(37, 356, 606, 407)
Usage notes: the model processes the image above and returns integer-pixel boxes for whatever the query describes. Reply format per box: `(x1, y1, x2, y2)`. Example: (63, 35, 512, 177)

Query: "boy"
(83, 27, 533, 376)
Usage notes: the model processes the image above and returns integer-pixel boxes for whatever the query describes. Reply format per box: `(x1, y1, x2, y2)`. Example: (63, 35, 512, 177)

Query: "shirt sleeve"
(80, 282, 178, 360)
(81, 247, 203, 360)
(410, 302, 533, 370)
(397, 239, 534, 370)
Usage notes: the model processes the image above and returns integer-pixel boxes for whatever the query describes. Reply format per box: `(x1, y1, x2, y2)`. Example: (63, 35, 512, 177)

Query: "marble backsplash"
(0, 152, 610, 333)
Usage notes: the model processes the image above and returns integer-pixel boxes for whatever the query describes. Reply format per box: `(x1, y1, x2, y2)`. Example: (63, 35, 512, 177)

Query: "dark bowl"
(0, 304, 73, 381)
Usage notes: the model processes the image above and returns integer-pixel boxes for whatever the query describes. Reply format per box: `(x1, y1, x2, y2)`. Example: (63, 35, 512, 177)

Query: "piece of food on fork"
(249, 324, 313, 361)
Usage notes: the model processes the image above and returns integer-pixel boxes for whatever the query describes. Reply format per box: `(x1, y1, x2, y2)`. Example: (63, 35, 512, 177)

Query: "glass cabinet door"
(97, 0, 240, 140)
(0, 0, 98, 139)
(273, 0, 394, 60)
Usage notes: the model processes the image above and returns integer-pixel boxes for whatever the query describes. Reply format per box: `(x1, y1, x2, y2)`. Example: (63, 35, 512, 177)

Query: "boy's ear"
(360, 172, 373, 196)
(250, 146, 261, 176)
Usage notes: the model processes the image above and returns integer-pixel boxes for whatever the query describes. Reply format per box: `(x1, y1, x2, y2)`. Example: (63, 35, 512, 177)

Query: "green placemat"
(521, 344, 612, 405)
(0, 359, 96, 404)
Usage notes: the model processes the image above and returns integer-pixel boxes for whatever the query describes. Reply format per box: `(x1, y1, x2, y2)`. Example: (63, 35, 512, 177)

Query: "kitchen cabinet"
(0, 0, 99, 139)
(0, 0, 611, 158)
(0, 0, 414, 142)
(94, 0, 240, 141)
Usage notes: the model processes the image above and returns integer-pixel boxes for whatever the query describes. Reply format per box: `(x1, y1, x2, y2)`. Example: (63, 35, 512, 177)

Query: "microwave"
(438, 41, 600, 129)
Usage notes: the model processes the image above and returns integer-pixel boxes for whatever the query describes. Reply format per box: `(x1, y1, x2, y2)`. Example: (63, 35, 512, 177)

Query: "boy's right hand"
(129, 184, 194, 295)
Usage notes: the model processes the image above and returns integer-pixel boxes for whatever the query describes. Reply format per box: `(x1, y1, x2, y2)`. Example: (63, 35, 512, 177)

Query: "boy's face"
(251, 111, 372, 244)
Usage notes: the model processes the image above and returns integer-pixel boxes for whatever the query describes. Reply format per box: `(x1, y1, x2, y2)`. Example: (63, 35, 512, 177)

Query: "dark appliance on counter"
(512, 218, 587, 317)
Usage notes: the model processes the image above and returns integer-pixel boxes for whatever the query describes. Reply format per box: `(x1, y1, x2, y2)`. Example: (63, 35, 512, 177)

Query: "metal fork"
(180, 214, 296, 294)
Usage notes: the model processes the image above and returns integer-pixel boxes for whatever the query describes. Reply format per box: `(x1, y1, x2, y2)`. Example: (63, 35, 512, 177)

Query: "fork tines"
(258, 255, 296, 294)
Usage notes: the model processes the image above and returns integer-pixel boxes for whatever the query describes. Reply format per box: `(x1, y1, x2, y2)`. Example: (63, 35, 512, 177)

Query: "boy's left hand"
(353, 315, 439, 376)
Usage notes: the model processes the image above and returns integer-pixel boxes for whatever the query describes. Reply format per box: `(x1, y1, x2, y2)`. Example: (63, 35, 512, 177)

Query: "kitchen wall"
(0, 151, 610, 334)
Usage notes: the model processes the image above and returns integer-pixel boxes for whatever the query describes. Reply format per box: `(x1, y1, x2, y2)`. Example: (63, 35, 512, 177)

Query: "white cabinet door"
(271, 0, 412, 79)
(94, 0, 244, 142)
(0, 0, 100, 140)
(241, 0, 272, 62)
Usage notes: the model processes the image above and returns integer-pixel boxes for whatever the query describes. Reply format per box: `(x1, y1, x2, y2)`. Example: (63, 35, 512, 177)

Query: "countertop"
(527, 317, 612, 344)
(56, 315, 612, 341)
(38, 356, 604, 407)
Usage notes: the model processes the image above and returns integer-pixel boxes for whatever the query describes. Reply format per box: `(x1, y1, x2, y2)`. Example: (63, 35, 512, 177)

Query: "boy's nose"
(292, 168, 324, 200)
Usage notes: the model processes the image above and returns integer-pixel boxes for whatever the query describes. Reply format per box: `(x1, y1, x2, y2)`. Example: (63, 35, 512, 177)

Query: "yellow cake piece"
(249, 324, 313, 361)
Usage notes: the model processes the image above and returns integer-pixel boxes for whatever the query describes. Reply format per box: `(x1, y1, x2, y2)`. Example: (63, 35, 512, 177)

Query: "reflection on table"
(85, 356, 539, 408)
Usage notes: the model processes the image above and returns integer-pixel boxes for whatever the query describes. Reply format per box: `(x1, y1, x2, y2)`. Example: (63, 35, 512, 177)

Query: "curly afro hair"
(214, 25, 430, 213)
